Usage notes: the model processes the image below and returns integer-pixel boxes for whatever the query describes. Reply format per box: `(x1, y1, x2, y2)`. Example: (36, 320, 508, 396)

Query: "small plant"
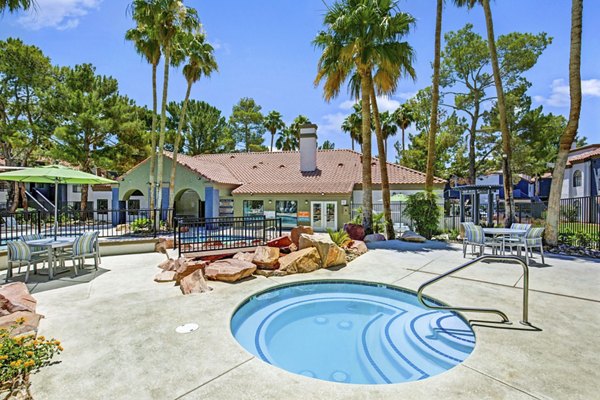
(130, 217, 151, 233)
(1, 319, 63, 399)
(372, 212, 387, 234)
(560, 205, 579, 223)
(403, 191, 441, 239)
(328, 229, 351, 248)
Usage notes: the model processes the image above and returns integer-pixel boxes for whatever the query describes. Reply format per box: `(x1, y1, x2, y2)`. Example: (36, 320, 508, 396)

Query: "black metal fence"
(351, 202, 414, 231)
(558, 196, 600, 249)
(0, 208, 175, 246)
(177, 216, 282, 257)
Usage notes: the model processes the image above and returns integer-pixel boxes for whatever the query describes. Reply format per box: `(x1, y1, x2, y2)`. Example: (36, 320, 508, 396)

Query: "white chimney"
(299, 123, 318, 172)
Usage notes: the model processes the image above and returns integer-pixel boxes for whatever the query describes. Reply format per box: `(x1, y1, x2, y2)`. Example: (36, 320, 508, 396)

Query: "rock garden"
(154, 226, 370, 294)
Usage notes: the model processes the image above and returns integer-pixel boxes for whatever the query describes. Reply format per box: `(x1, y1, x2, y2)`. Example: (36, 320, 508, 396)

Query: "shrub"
(403, 191, 441, 239)
(372, 212, 387, 234)
(560, 205, 578, 223)
(1, 319, 63, 398)
(327, 229, 351, 248)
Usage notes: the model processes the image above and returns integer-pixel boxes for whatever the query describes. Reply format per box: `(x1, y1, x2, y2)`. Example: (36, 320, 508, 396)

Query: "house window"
(243, 200, 264, 217)
(97, 199, 109, 214)
(573, 170, 582, 188)
(72, 185, 81, 193)
(276, 200, 298, 228)
(128, 199, 141, 215)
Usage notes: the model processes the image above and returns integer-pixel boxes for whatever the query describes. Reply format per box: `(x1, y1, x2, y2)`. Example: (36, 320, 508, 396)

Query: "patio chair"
(5, 240, 44, 283)
(461, 222, 502, 257)
(504, 223, 532, 254)
(515, 227, 545, 266)
(20, 233, 48, 257)
(70, 231, 100, 275)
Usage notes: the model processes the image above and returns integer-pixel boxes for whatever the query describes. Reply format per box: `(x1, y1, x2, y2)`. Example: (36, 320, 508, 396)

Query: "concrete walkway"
(20, 241, 600, 399)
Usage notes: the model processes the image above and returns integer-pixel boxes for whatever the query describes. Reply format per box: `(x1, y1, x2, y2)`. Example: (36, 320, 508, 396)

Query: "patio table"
(25, 237, 76, 279)
(482, 228, 527, 255)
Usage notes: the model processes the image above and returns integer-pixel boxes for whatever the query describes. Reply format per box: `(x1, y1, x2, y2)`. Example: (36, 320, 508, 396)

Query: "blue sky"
(1, 0, 599, 153)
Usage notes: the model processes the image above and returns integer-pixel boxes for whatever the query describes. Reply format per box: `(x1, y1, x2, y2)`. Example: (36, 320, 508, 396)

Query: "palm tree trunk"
(426, 0, 443, 190)
(168, 82, 192, 213)
(545, 0, 583, 245)
(360, 69, 373, 233)
(156, 47, 170, 214)
(482, 0, 514, 227)
(148, 62, 158, 211)
(468, 95, 480, 184)
(370, 84, 395, 239)
(351, 138, 355, 152)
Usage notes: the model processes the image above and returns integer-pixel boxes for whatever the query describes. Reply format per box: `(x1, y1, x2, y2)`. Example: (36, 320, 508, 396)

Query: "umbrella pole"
(54, 181, 58, 241)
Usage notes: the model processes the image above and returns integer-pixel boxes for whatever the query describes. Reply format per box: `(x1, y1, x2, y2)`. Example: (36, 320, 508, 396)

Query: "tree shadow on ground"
(2, 266, 110, 294)
(366, 239, 461, 254)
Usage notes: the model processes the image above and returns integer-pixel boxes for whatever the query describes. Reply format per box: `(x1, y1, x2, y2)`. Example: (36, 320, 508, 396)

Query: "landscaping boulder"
(364, 233, 386, 243)
(254, 268, 287, 278)
(278, 247, 321, 274)
(344, 223, 366, 241)
(204, 259, 256, 283)
(298, 233, 346, 268)
(233, 252, 255, 263)
(197, 253, 230, 263)
(348, 240, 368, 256)
(0, 311, 43, 336)
(280, 243, 297, 254)
(179, 270, 212, 295)
(158, 257, 186, 272)
(253, 246, 280, 269)
(174, 259, 207, 283)
(291, 226, 314, 247)
(0, 283, 36, 315)
(401, 231, 427, 243)
(154, 270, 176, 283)
(266, 235, 292, 248)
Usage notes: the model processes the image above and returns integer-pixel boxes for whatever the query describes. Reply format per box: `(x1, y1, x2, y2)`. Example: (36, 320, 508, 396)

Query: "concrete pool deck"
(17, 240, 600, 399)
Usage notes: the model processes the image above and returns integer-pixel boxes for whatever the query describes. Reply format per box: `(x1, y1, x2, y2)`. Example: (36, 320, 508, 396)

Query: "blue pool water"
(231, 281, 475, 385)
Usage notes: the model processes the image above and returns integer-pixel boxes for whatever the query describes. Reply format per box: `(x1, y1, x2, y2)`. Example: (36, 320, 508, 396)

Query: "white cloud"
(318, 112, 347, 137)
(338, 96, 400, 112)
(397, 91, 417, 100)
(534, 78, 600, 107)
(17, 0, 101, 30)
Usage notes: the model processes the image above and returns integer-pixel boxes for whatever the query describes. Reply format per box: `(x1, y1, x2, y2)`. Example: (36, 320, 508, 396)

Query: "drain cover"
(176, 323, 199, 334)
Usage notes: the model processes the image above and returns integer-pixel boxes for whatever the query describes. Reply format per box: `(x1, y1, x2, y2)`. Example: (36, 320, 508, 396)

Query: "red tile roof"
(164, 150, 444, 195)
(567, 146, 600, 165)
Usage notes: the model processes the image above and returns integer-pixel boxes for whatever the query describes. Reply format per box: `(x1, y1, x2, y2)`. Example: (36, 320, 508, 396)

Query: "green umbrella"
(0, 165, 117, 239)
(390, 193, 409, 202)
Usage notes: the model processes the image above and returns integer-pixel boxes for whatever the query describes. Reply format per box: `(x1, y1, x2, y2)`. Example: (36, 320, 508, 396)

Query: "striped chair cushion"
(20, 234, 45, 253)
(525, 227, 544, 243)
(462, 223, 484, 244)
(511, 223, 531, 231)
(7, 241, 31, 262)
(73, 231, 99, 256)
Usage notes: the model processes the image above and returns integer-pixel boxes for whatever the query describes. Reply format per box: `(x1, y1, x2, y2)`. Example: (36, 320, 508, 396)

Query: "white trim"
(310, 201, 337, 231)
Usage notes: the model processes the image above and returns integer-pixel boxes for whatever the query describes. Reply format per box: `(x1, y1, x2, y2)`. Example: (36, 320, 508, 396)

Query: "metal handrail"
(417, 255, 529, 325)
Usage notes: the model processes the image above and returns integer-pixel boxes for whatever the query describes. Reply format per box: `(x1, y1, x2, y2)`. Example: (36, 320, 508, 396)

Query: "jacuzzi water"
(231, 281, 475, 385)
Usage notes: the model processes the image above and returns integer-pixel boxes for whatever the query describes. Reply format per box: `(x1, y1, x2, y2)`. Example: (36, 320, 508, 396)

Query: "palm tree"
(275, 128, 299, 151)
(289, 115, 311, 140)
(342, 103, 363, 151)
(0, 0, 34, 13)
(143, 0, 199, 212)
(126, 0, 161, 211)
(168, 30, 217, 212)
(264, 111, 285, 152)
(315, 0, 407, 233)
(392, 103, 413, 163)
(426, 0, 443, 191)
(455, 0, 515, 225)
(545, 0, 583, 245)
(380, 111, 398, 156)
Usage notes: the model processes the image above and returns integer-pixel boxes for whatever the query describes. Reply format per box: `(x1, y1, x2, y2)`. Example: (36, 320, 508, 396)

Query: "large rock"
(400, 230, 427, 243)
(266, 235, 292, 248)
(179, 270, 212, 295)
(278, 247, 321, 274)
(348, 240, 368, 256)
(204, 259, 256, 283)
(344, 223, 366, 241)
(364, 233, 386, 243)
(154, 270, 176, 283)
(252, 246, 280, 269)
(298, 233, 346, 268)
(233, 252, 255, 263)
(0, 311, 43, 336)
(0, 282, 37, 315)
(291, 226, 314, 247)
(174, 259, 207, 283)
(158, 257, 186, 272)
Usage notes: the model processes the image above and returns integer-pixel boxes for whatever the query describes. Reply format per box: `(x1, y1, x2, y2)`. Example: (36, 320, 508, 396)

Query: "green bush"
(560, 205, 578, 223)
(130, 218, 151, 233)
(403, 191, 441, 239)
(327, 229, 351, 248)
(351, 208, 387, 234)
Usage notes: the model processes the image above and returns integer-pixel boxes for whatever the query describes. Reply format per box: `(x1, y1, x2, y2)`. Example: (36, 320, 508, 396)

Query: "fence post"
(153, 208, 157, 238)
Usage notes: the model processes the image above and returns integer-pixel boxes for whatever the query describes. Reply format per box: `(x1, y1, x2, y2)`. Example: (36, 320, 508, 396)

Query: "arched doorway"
(174, 189, 203, 218)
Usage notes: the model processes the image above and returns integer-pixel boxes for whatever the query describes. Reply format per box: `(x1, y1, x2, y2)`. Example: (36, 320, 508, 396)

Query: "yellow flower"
(26, 351, 34, 357)
(15, 317, 26, 325)
(53, 340, 61, 345)
(57, 346, 64, 352)
(0, 355, 8, 360)
(23, 360, 35, 368)
(37, 336, 45, 341)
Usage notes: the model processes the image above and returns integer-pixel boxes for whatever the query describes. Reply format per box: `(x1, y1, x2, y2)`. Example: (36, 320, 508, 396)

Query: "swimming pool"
(231, 280, 475, 385)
